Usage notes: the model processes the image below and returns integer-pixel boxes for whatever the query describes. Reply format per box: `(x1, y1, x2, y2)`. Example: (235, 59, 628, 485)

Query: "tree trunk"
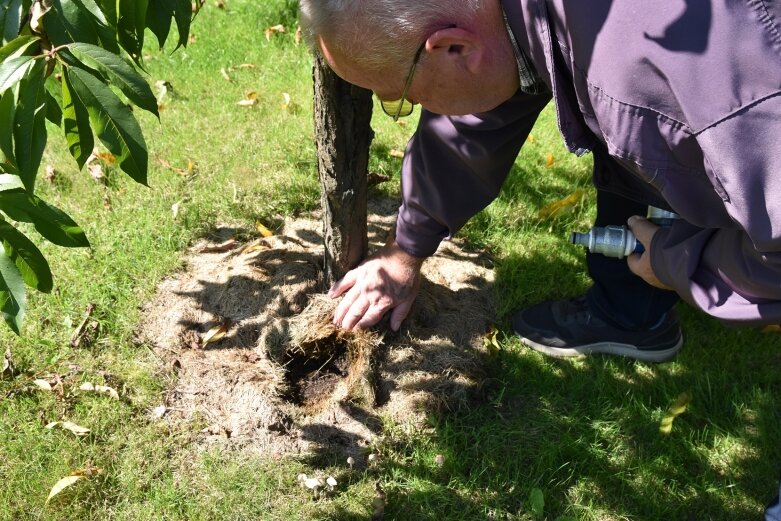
(312, 53, 374, 286)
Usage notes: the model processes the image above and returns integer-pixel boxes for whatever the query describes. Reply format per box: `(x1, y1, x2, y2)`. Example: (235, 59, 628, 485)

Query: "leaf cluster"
(0, 0, 199, 333)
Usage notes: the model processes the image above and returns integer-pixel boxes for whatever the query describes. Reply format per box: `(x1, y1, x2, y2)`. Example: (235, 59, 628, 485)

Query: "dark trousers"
(767, 474, 781, 520)
(584, 151, 679, 330)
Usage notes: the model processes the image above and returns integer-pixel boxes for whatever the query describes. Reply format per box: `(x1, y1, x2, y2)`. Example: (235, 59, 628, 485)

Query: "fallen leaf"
(238, 91, 258, 107)
(202, 319, 231, 346)
(2, 348, 14, 379)
(97, 151, 116, 165)
(537, 189, 586, 220)
(34, 379, 53, 391)
(241, 241, 268, 255)
(87, 162, 106, 185)
(234, 63, 256, 69)
(46, 421, 91, 436)
(44, 164, 57, 183)
(45, 467, 104, 505)
(372, 482, 386, 521)
(762, 324, 781, 333)
(171, 201, 181, 219)
(197, 238, 238, 253)
(389, 149, 404, 159)
(45, 475, 84, 505)
(659, 391, 691, 435)
(529, 487, 545, 517)
(294, 25, 302, 45)
(527, 134, 536, 143)
(151, 405, 168, 419)
(79, 382, 119, 400)
(483, 326, 501, 355)
(214, 0, 225, 8)
(545, 152, 555, 167)
(367, 171, 391, 187)
(219, 67, 231, 81)
(264, 24, 285, 41)
(155, 80, 173, 103)
(256, 221, 274, 238)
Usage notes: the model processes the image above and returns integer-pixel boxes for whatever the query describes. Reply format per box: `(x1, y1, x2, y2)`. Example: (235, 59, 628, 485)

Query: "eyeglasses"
(380, 42, 425, 121)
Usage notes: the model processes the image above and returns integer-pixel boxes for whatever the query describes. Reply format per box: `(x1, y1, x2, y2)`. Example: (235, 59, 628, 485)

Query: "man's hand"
(626, 215, 671, 290)
(329, 241, 424, 331)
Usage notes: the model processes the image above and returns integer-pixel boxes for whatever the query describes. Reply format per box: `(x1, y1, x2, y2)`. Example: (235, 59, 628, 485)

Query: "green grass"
(1, 1, 779, 519)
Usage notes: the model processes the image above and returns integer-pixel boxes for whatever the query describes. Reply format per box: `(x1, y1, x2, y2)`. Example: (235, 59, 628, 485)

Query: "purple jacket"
(395, 0, 781, 325)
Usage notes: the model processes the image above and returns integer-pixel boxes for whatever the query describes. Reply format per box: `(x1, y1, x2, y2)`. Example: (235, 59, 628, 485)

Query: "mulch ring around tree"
(136, 198, 496, 459)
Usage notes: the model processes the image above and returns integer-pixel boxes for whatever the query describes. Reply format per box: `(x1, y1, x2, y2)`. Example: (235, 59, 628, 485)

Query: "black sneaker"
(511, 296, 683, 362)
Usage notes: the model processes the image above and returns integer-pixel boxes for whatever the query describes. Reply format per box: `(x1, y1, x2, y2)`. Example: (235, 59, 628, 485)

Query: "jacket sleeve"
(650, 94, 781, 325)
(394, 89, 552, 258)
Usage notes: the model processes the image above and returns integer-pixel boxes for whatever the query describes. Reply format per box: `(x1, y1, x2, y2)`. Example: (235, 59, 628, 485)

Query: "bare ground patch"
(137, 198, 495, 458)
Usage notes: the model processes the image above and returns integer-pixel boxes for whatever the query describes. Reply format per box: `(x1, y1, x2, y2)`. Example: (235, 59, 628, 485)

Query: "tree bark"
(312, 53, 374, 286)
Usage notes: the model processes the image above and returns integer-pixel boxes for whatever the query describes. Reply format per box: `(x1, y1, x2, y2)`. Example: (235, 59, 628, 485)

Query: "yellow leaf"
(295, 25, 302, 46)
(389, 149, 404, 159)
(46, 421, 91, 436)
(545, 153, 555, 167)
(238, 91, 258, 107)
(483, 326, 501, 355)
(234, 63, 256, 69)
(659, 392, 691, 435)
(537, 189, 586, 220)
(203, 319, 230, 346)
(33, 379, 52, 391)
(256, 222, 274, 238)
(264, 24, 285, 41)
(220, 67, 231, 81)
(45, 475, 84, 505)
(526, 134, 535, 143)
(45, 467, 104, 505)
(762, 324, 781, 333)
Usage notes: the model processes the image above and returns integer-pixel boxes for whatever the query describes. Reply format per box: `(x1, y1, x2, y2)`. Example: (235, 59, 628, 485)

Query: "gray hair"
(299, 0, 482, 73)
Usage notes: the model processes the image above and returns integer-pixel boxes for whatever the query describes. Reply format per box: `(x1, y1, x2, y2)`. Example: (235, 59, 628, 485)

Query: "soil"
(137, 198, 496, 458)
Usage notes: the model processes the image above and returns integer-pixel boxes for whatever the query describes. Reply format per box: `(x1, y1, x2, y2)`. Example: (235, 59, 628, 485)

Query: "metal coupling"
(570, 225, 642, 259)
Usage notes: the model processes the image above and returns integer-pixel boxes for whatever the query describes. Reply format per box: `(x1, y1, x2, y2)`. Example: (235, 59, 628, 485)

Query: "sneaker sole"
(518, 335, 683, 363)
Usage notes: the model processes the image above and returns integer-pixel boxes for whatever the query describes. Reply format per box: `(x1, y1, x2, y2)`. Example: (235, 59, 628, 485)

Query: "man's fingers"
(389, 299, 415, 331)
(627, 215, 656, 245)
(328, 269, 358, 298)
(341, 298, 371, 331)
(333, 284, 360, 326)
(355, 304, 392, 330)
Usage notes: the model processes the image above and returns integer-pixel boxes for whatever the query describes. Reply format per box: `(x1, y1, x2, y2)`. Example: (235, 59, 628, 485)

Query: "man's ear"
(425, 26, 484, 73)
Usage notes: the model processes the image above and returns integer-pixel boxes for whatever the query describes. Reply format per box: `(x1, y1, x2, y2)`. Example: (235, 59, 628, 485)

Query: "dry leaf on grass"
(389, 149, 404, 159)
(483, 326, 501, 355)
(659, 392, 691, 434)
(256, 222, 274, 237)
(294, 26, 302, 45)
(264, 24, 285, 40)
(33, 379, 53, 391)
(2, 349, 14, 379)
(537, 189, 586, 220)
(197, 238, 238, 253)
(45, 467, 104, 505)
(45, 421, 91, 436)
(238, 91, 258, 107)
(202, 318, 231, 346)
(762, 324, 781, 333)
(545, 152, 555, 167)
(219, 67, 231, 81)
(79, 382, 119, 400)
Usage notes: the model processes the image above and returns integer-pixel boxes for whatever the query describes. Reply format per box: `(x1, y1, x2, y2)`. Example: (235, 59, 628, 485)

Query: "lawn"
(0, 1, 779, 519)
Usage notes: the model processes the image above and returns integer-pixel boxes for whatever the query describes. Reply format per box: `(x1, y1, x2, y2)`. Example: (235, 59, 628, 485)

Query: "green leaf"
(0, 90, 17, 173)
(0, 35, 40, 62)
(13, 57, 46, 191)
(93, 0, 116, 28)
(62, 68, 93, 168)
(171, 0, 192, 49)
(145, 0, 173, 49)
(1, 0, 23, 44)
(0, 54, 32, 92)
(0, 173, 23, 191)
(529, 488, 544, 518)
(0, 243, 25, 334)
(51, 0, 100, 45)
(66, 67, 147, 184)
(0, 191, 90, 247)
(116, 0, 148, 64)
(44, 87, 62, 126)
(0, 217, 53, 292)
(69, 42, 158, 116)
(72, 0, 120, 53)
